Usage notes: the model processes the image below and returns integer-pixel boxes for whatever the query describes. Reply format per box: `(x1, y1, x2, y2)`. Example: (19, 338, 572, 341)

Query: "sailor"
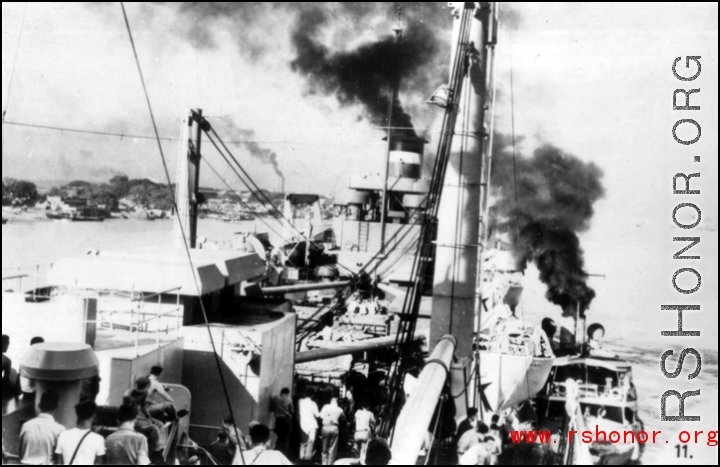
(233, 424, 292, 465)
(126, 377, 166, 462)
(221, 416, 249, 451)
(298, 388, 320, 465)
(320, 397, 345, 465)
(271, 388, 294, 458)
(458, 435, 494, 465)
(208, 431, 237, 466)
(54, 401, 106, 465)
(1, 335, 14, 399)
(353, 402, 375, 462)
(456, 408, 479, 441)
(458, 422, 490, 458)
(145, 365, 188, 422)
(19, 391, 65, 465)
(104, 398, 151, 465)
(20, 337, 44, 401)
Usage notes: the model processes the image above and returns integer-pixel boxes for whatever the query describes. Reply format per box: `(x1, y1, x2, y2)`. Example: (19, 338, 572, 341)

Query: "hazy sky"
(2, 2, 718, 346)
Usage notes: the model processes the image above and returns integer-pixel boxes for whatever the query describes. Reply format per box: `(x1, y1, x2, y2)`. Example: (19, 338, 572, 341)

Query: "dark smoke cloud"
(213, 118, 284, 189)
(290, 6, 441, 136)
(150, 3, 453, 133)
(491, 134, 605, 312)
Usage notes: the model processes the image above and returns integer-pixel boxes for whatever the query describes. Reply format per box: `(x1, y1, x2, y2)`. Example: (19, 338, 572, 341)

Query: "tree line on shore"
(3, 176, 174, 212)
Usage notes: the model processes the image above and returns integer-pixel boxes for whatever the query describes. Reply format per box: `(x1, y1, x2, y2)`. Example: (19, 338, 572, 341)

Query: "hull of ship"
(46, 212, 72, 221)
(480, 351, 555, 411)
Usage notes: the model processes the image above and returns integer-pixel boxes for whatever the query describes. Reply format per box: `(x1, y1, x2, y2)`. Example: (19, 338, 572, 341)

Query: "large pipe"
(391, 335, 457, 465)
(295, 334, 426, 364)
(430, 3, 489, 362)
(261, 281, 352, 295)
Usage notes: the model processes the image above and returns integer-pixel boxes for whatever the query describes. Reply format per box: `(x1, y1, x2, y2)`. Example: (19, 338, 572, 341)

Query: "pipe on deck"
(260, 281, 352, 295)
(391, 335, 457, 465)
(295, 334, 426, 364)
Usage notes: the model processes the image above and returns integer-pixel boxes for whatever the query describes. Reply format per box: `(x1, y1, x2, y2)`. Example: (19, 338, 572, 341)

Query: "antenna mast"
(379, 8, 404, 256)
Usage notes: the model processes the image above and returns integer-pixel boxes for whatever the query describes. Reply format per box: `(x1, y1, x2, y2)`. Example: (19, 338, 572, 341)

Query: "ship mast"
(473, 3, 500, 409)
(173, 109, 204, 249)
(430, 2, 495, 363)
(391, 2, 497, 463)
(380, 8, 404, 255)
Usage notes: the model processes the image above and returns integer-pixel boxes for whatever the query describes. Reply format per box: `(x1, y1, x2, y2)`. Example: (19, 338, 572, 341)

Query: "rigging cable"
(509, 31, 534, 403)
(201, 155, 292, 244)
(509, 54, 521, 250)
(119, 3, 246, 463)
(2, 120, 304, 145)
(205, 126, 357, 276)
(2, 2, 29, 163)
(2, 2, 29, 120)
(206, 127, 319, 242)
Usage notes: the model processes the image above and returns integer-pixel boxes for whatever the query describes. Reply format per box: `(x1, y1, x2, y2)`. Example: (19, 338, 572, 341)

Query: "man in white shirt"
(353, 405, 375, 462)
(20, 337, 44, 401)
(320, 398, 344, 466)
(233, 424, 292, 465)
(298, 389, 320, 465)
(458, 438, 492, 466)
(19, 391, 65, 465)
(54, 401, 106, 465)
(457, 422, 489, 458)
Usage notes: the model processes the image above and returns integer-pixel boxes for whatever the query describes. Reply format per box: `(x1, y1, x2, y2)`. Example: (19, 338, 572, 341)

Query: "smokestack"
(559, 300, 587, 351)
(386, 134, 427, 179)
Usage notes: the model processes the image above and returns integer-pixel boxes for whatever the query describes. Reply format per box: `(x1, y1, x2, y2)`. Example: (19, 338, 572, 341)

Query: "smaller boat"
(46, 207, 106, 222)
(147, 210, 168, 221)
(2, 218, 8, 225)
(536, 355, 643, 465)
(46, 211, 75, 221)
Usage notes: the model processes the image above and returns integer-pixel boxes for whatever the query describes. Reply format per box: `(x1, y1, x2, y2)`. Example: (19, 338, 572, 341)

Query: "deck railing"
(129, 286, 183, 357)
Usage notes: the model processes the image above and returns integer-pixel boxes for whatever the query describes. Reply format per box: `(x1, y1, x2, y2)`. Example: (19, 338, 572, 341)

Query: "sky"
(2, 2, 718, 349)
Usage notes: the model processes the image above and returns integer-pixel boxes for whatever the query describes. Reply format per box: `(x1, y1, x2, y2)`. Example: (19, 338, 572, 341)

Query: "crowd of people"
(452, 405, 553, 465)
(194, 381, 393, 466)
(2, 332, 543, 465)
(1, 342, 188, 466)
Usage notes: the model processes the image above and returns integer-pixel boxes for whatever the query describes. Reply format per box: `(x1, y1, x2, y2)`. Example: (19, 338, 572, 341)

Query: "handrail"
(132, 287, 183, 302)
(134, 307, 184, 326)
(130, 286, 183, 356)
(1, 274, 29, 281)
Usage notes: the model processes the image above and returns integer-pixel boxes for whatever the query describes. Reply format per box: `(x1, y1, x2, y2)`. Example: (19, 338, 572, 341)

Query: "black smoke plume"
(290, 7, 440, 137)
(101, 3, 454, 133)
(491, 135, 605, 312)
(214, 118, 284, 190)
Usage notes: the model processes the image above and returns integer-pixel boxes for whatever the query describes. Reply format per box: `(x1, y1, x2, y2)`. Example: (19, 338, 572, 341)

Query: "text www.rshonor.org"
(510, 429, 719, 446)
